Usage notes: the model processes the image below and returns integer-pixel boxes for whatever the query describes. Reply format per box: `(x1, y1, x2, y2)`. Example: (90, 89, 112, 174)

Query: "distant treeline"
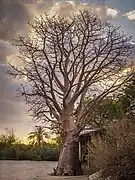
(0, 130, 60, 161)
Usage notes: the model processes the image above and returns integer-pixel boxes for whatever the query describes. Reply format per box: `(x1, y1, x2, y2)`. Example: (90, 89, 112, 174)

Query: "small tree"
(85, 96, 124, 128)
(0, 129, 17, 146)
(8, 10, 133, 175)
(86, 72, 135, 128)
(28, 126, 48, 147)
(118, 72, 135, 118)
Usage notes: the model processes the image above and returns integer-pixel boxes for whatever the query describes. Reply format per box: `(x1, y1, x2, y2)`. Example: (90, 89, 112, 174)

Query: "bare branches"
(8, 10, 134, 133)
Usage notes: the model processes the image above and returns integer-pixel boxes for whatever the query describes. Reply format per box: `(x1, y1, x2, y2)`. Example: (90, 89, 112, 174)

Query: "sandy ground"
(0, 160, 58, 180)
(0, 160, 100, 180)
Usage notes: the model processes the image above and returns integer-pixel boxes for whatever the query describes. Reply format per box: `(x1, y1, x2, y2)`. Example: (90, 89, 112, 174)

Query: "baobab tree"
(9, 10, 133, 175)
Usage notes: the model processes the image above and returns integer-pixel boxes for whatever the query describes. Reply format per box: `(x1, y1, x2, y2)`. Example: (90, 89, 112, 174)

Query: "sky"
(0, 0, 135, 138)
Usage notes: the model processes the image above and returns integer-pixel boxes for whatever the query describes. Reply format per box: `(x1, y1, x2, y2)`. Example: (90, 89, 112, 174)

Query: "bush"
(15, 148, 33, 160)
(89, 119, 135, 180)
(1, 146, 16, 160)
(0, 143, 59, 161)
(44, 148, 59, 161)
(30, 147, 59, 161)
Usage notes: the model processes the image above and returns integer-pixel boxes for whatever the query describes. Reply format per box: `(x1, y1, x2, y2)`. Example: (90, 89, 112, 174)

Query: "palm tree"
(28, 126, 48, 147)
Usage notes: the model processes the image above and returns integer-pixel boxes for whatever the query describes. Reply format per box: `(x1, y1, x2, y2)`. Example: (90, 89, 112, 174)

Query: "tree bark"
(56, 131, 83, 176)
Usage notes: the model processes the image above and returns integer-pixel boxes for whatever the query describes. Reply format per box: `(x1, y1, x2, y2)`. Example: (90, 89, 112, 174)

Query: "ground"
(0, 160, 98, 180)
(0, 160, 57, 180)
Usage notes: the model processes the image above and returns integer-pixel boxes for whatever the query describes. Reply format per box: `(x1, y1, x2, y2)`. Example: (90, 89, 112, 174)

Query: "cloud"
(48, 1, 118, 20)
(0, 65, 22, 121)
(106, 7, 119, 18)
(25, 0, 55, 17)
(49, 1, 88, 17)
(0, 0, 31, 41)
(124, 10, 135, 20)
(90, 5, 119, 20)
(0, 41, 14, 63)
(0, 64, 32, 136)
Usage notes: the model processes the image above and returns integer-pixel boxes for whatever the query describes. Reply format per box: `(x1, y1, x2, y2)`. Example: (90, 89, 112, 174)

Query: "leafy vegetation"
(27, 126, 49, 147)
(87, 73, 135, 179)
(0, 129, 60, 161)
(117, 72, 135, 118)
(89, 119, 135, 179)
(85, 72, 135, 128)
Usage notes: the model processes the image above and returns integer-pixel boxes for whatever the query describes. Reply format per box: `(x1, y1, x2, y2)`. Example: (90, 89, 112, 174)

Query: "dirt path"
(0, 160, 57, 180)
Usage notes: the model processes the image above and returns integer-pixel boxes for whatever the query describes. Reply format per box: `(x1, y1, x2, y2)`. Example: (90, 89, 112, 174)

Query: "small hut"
(79, 128, 105, 168)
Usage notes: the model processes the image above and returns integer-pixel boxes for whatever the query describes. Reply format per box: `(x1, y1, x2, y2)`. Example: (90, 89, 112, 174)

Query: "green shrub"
(15, 149, 33, 160)
(44, 148, 59, 161)
(30, 147, 59, 161)
(1, 146, 16, 160)
(89, 119, 135, 180)
(0, 145, 59, 161)
(31, 148, 43, 161)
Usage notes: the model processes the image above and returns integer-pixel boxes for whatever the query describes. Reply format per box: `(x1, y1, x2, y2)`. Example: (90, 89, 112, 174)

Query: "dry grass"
(89, 119, 135, 180)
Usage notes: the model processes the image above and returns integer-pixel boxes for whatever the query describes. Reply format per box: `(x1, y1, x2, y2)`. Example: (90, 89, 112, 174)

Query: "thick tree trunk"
(56, 132, 83, 176)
